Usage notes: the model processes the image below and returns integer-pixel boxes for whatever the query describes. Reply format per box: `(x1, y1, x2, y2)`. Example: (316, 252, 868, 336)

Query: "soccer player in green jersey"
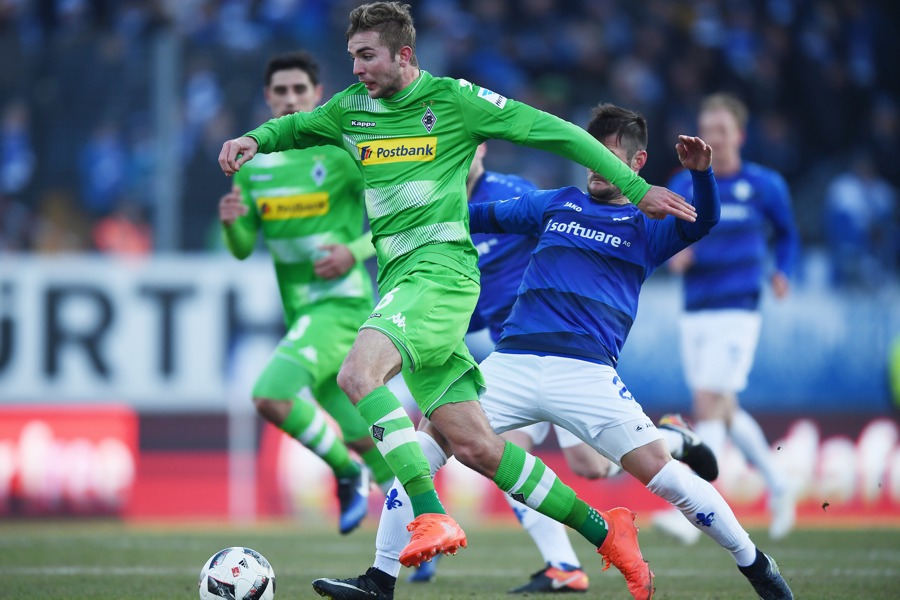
(219, 51, 394, 535)
(219, 3, 695, 594)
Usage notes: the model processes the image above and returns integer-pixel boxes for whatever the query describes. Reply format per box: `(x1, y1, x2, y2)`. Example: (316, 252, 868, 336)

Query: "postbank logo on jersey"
(357, 137, 437, 166)
(257, 193, 329, 220)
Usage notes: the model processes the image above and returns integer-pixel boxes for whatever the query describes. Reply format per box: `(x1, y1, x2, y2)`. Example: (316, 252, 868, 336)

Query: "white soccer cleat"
(768, 487, 796, 540)
(651, 508, 701, 545)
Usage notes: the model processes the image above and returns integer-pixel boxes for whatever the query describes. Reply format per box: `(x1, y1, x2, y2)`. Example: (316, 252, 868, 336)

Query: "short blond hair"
(700, 93, 749, 130)
(346, 2, 418, 67)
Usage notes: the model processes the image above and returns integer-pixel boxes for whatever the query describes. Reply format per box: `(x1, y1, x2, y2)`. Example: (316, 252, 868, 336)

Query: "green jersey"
(225, 146, 374, 324)
(245, 71, 651, 287)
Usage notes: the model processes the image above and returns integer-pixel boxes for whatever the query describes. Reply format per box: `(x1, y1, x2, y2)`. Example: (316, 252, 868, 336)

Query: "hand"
(676, 135, 713, 171)
(218, 185, 248, 226)
(667, 248, 694, 274)
(218, 136, 259, 176)
(314, 244, 356, 279)
(771, 272, 790, 299)
(637, 186, 697, 222)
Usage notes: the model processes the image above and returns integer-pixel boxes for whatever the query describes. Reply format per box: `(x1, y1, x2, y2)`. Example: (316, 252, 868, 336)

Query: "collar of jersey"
(381, 70, 430, 104)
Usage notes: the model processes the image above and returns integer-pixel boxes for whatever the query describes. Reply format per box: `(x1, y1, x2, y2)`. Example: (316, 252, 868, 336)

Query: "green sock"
(493, 441, 608, 547)
(356, 386, 445, 516)
(281, 399, 359, 479)
(360, 445, 395, 489)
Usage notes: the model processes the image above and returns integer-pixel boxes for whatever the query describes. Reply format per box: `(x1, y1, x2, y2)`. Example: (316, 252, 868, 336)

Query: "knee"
(568, 457, 608, 480)
(336, 364, 370, 403)
(253, 397, 288, 425)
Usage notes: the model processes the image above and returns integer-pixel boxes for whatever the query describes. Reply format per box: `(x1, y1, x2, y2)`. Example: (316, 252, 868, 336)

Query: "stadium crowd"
(0, 0, 896, 286)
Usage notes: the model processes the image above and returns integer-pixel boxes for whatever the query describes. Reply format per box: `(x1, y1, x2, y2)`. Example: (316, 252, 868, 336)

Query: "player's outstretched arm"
(638, 186, 697, 222)
(218, 136, 259, 176)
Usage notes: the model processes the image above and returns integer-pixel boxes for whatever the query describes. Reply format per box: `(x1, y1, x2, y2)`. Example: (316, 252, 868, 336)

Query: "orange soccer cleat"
(597, 507, 655, 599)
(398, 513, 468, 568)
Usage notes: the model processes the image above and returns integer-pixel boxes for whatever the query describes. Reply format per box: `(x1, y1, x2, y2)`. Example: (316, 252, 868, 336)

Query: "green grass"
(4, 519, 899, 599)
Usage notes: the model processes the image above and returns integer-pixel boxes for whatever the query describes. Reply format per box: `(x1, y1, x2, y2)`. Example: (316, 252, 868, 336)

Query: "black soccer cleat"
(659, 413, 719, 481)
(508, 563, 589, 594)
(312, 568, 394, 600)
(738, 550, 794, 600)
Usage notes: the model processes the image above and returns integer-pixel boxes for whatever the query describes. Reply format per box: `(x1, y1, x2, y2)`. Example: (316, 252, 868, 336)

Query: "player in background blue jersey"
(315, 105, 792, 600)
(657, 93, 800, 544)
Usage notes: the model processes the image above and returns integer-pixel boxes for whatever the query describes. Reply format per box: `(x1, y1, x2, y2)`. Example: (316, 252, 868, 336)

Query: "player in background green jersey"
(220, 4, 696, 596)
(219, 51, 394, 535)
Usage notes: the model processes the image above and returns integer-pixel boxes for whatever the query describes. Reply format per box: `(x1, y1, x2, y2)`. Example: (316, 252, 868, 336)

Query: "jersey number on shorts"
(612, 375, 634, 401)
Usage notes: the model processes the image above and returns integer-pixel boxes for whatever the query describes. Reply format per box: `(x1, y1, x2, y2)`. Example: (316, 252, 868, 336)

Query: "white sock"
(373, 431, 449, 577)
(728, 409, 784, 493)
(694, 419, 728, 459)
(647, 460, 757, 566)
(503, 493, 581, 569)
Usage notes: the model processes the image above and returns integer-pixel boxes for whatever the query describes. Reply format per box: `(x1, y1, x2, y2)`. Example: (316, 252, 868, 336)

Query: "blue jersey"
(668, 162, 799, 312)
(469, 171, 538, 342)
(469, 168, 719, 366)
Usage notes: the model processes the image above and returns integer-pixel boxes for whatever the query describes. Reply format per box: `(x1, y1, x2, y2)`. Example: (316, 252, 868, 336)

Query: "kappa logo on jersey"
(257, 193, 329, 220)
(477, 87, 508, 109)
(388, 312, 407, 331)
(351, 119, 376, 128)
(356, 137, 437, 165)
(545, 218, 630, 248)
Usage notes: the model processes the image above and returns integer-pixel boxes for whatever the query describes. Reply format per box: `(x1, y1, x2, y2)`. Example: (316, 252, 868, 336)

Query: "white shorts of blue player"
(370, 351, 794, 599)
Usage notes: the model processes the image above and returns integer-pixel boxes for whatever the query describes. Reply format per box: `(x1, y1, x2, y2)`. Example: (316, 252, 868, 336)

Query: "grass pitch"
(4, 518, 899, 599)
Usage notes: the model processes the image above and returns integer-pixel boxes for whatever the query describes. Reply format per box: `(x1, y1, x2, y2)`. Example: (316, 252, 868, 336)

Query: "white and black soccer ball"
(198, 547, 275, 600)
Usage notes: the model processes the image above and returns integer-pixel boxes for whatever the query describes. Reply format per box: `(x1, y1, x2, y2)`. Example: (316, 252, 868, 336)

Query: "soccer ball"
(198, 547, 275, 600)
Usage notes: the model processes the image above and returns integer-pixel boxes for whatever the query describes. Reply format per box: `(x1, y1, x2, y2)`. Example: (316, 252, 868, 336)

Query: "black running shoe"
(508, 564, 589, 594)
(312, 568, 394, 600)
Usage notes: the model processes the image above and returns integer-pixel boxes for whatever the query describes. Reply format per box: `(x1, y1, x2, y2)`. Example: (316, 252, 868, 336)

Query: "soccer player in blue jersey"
(313, 105, 792, 600)
(660, 93, 800, 543)
(409, 144, 715, 594)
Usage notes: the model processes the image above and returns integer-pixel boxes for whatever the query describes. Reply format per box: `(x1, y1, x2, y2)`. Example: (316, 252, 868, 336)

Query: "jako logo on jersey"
(564, 201, 582, 212)
(545, 218, 630, 248)
(477, 87, 508, 109)
(257, 193, 329, 220)
(356, 137, 437, 165)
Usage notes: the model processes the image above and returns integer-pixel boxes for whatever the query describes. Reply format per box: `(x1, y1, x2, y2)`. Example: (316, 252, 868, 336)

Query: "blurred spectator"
(92, 199, 153, 255)
(0, 194, 35, 252)
(824, 151, 897, 289)
(0, 100, 35, 196)
(78, 119, 129, 217)
(32, 189, 91, 253)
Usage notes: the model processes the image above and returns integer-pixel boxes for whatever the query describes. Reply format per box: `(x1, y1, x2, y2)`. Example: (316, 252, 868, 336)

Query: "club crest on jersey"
(311, 160, 326, 187)
(421, 107, 437, 132)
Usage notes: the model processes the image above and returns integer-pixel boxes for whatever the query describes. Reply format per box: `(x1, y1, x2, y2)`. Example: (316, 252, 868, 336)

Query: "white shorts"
(479, 352, 662, 463)
(679, 310, 762, 394)
(515, 422, 584, 450)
